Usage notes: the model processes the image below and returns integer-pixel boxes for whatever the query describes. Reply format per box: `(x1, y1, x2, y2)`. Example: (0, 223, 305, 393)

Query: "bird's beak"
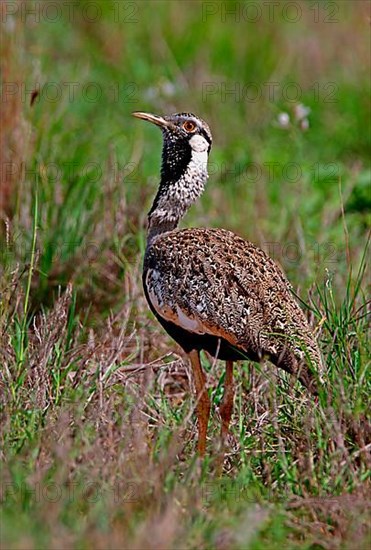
(132, 111, 173, 129)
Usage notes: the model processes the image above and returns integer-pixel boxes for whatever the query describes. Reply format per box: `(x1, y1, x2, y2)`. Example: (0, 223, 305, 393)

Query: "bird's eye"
(182, 120, 197, 132)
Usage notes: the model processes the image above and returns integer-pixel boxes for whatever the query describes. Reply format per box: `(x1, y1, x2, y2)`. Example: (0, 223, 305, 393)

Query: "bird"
(133, 111, 324, 457)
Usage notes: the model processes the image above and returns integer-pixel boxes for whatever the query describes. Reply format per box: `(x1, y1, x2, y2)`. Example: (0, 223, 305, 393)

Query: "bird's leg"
(220, 360, 234, 445)
(214, 360, 234, 475)
(189, 350, 210, 456)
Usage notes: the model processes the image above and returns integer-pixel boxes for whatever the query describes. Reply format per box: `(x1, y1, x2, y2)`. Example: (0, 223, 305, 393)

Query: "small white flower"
(294, 103, 311, 122)
(277, 112, 290, 128)
(161, 81, 176, 97)
(300, 118, 309, 131)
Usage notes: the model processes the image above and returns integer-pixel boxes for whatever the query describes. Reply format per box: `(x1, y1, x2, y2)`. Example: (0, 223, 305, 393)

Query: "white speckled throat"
(147, 133, 210, 244)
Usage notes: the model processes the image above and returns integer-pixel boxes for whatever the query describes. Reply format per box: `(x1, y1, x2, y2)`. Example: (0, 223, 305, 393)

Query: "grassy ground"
(1, 1, 370, 548)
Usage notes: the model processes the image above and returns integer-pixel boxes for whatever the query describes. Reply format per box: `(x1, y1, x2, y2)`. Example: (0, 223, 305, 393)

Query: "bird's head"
(132, 111, 212, 184)
(133, 111, 212, 152)
(133, 111, 213, 238)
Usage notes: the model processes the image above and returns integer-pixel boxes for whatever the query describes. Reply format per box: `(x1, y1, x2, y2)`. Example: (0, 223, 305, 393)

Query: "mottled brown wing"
(144, 267, 241, 348)
(144, 227, 295, 356)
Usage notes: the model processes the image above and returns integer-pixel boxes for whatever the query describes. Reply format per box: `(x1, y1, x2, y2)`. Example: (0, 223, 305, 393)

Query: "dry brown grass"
(0, 3, 32, 222)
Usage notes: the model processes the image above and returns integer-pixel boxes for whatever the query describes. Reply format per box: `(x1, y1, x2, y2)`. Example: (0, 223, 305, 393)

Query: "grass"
(1, 1, 370, 548)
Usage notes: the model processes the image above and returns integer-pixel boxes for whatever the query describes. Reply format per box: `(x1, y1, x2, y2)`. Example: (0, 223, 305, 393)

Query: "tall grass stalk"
(17, 188, 38, 373)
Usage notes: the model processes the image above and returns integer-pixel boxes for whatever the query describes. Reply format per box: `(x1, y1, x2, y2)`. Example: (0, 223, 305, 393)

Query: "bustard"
(133, 111, 324, 456)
